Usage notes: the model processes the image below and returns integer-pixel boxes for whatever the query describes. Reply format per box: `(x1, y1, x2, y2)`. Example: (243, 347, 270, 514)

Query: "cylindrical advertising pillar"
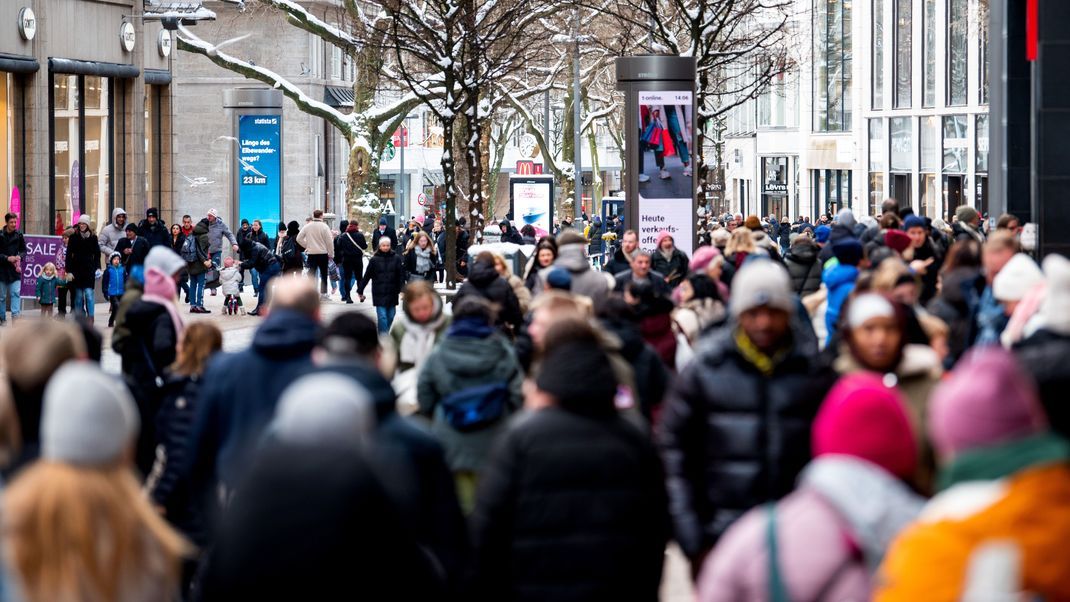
(615, 57, 698, 257)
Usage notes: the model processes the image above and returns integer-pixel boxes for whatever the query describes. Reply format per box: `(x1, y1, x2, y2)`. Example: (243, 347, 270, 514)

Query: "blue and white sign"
(237, 114, 282, 235)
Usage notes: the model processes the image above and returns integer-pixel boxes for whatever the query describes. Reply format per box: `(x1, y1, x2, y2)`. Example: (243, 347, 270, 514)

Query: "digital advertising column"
(616, 57, 698, 257)
(237, 114, 282, 235)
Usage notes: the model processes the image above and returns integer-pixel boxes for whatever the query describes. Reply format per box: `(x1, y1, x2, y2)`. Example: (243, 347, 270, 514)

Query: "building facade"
(723, 0, 989, 221)
(1, 0, 173, 236)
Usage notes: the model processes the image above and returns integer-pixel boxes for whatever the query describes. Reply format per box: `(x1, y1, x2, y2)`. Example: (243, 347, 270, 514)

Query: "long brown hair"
(3, 462, 191, 602)
(170, 322, 222, 377)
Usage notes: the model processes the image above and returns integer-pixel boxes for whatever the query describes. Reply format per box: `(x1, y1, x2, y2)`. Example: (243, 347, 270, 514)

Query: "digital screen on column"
(637, 91, 694, 257)
(238, 114, 282, 235)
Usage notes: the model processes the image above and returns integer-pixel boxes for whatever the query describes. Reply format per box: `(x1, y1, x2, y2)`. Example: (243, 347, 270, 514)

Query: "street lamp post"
(572, 9, 582, 217)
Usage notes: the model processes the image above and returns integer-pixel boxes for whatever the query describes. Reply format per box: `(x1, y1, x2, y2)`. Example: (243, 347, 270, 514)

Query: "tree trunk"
(465, 95, 486, 235)
(442, 116, 459, 288)
(695, 68, 711, 213)
(584, 98, 603, 212)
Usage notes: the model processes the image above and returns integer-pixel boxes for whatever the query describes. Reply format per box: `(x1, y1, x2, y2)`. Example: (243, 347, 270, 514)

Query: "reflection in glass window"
(53, 75, 79, 229)
(894, 0, 911, 108)
(921, 116, 939, 173)
(890, 116, 912, 173)
(920, 173, 938, 218)
(52, 74, 113, 234)
(84, 77, 109, 233)
(869, 119, 885, 171)
(948, 0, 968, 106)
(979, 0, 990, 104)
(976, 114, 989, 173)
(758, 71, 797, 129)
(814, 0, 852, 132)
(942, 115, 968, 173)
(923, 0, 936, 107)
(873, 0, 885, 109)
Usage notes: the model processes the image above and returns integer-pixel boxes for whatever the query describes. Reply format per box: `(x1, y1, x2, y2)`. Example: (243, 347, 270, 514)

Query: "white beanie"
(993, 253, 1043, 302)
(730, 259, 794, 318)
(270, 373, 375, 448)
(77, 214, 91, 226)
(145, 246, 187, 276)
(207, 208, 218, 219)
(42, 362, 139, 467)
(847, 293, 896, 329)
(1041, 254, 1070, 335)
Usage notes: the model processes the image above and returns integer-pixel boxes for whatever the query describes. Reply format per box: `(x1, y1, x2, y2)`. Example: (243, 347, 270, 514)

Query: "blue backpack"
(439, 382, 510, 432)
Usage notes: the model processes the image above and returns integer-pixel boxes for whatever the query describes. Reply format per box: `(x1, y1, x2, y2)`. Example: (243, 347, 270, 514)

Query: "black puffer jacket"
(0, 228, 25, 284)
(138, 219, 170, 248)
(121, 299, 178, 477)
(358, 248, 405, 307)
(603, 248, 632, 278)
(472, 408, 670, 602)
(602, 316, 670, 422)
(658, 326, 835, 560)
(238, 241, 279, 274)
(150, 372, 210, 545)
(1014, 329, 1070, 439)
(784, 240, 823, 297)
(926, 267, 983, 368)
(650, 248, 690, 289)
(455, 260, 523, 332)
(65, 230, 101, 289)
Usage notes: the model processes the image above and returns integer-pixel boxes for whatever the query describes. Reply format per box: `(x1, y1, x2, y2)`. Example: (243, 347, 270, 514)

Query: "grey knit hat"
(270, 373, 375, 448)
(42, 362, 139, 467)
(729, 259, 795, 318)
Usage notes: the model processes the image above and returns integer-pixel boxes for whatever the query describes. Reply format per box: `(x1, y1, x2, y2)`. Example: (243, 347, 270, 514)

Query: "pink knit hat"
(689, 245, 722, 272)
(655, 230, 674, 248)
(929, 347, 1047, 459)
(813, 373, 918, 479)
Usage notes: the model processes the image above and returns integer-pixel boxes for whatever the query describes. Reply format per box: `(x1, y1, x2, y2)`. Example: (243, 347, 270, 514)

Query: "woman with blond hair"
(3, 362, 190, 602)
(403, 230, 439, 283)
(721, 227, 759, 286)
(147, 321, 223, 551)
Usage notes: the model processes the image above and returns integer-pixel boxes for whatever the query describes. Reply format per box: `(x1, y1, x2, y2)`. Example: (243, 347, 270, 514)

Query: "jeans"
(251, 268, 261, 294)
(0, 280, 21, 321)
(254, 264, 281, 313)
(308, 254, 329, 294)
(190, 272, 206, 308)
(340, 260, 362, 301)
(375, 305, 397, 335)
(178, 274, 190, 300)
(72, 287, 94, 318)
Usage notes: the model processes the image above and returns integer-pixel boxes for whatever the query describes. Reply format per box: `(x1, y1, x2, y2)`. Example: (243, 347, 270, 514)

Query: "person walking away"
(336, 220, 367, 304)
(170, 223, 189, 303)
(358, 236, 406, 334)
(219, 257, 243, 315)
(122, 248, 187, 477)
(102, 252, 127, 327)
(651, 230, 690, 289)
(98, 207, 127, 258)
(1014, 253, 1070, 439)
(403, 231, 438, 283)
(390, 281, 451, 411)
(278, 220, 305, 274)
(64, 214, 100, 323)
(698, 373, 925, 601)
(35, 262, 59, 318)
(876, 347, 1070, 601)
(471, 319, 669, 601)
(2, 362, 190, 602)
(296, 209, 335, 297)
(238, 236, 282, 317)
(784, 234, 823, 298)
(138, 207, 170, 248)
(417, 296, 523, 513)
(146, 322, 222, 588)
(183, 217, 212, 314)
(823, 237, 864, 346)
(659, 260, 836, 573)
(115, 222, 149, 277)
(202, 208, 239, 297)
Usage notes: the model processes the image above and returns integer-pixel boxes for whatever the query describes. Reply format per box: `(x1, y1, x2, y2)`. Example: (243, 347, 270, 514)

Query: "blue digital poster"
(237, 114, 282, 235)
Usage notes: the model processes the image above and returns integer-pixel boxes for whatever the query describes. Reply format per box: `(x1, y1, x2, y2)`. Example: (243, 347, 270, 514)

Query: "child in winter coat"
(101, 253, 127, 327)
(219, 257, 243, 315)
(35, 262, 59, 318)
(358, 236, 406, 334)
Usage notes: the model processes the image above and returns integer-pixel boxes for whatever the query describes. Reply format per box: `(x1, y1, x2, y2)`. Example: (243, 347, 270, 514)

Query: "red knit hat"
(885, 229, 912, 254)
(813, 373, 918, 479)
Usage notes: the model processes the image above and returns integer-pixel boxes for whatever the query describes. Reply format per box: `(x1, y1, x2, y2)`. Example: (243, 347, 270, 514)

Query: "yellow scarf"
(734, 329, 790, 376)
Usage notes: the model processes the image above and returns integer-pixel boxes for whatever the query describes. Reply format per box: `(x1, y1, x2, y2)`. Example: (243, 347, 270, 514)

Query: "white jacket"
(219, 266, 242, 296)
(296, 219, 334, 257)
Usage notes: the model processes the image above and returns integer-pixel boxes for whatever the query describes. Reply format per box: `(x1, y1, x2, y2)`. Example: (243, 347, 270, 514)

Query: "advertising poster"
(510, 176, 554, 236)
(237, 114, 282, 235)
(637, 90, 694, 256)
(20, 235, 65, 298)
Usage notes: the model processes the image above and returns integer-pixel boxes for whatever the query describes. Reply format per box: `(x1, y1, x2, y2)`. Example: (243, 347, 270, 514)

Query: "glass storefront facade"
(0, 73, 24, 221)
(761, 156, 790, 218)
(814, 0, 852, 132)
(51, 74, 112, 231)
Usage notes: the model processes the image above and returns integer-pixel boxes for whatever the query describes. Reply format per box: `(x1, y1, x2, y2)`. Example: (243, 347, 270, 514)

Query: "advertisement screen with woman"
(637, 91, 694, 256)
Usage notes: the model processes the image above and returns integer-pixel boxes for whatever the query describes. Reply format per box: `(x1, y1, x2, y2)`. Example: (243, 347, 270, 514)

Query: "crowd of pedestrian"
(0, 198, 1066, 601)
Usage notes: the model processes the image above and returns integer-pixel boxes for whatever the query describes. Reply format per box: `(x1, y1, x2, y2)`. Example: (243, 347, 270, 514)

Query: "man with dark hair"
(181, 214, 194, 238)
(115, 223, 150, 275)
(138, 207, 169, 248)
(179, 277, 320, 542)
(0, 212, 25, 324)
(614, 249, 671, 296)
(296, 209, 334, 297)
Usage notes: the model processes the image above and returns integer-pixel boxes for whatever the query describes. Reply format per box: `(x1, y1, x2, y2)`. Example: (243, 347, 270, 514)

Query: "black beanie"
(125, 223, 138, 233)
(535, 341, 617, 416)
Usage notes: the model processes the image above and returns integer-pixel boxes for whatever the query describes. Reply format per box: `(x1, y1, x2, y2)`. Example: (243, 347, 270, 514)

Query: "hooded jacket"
(455, 260, 523, 333)
(416, 322, 523, 473)
(389, 294, 451, 374)
(498, 221, 524, 245)
(823, 263, 860, 343)
(784, 240, 823, 297)
(102, 258, 126, 297)
(98, 208, 127, 257)
(538, 243, 611, 305)
(358, 248, 405, 307)
(179, 310, 317, 509)
(471, 407, 670, 602)
(658, 326, 836, 559)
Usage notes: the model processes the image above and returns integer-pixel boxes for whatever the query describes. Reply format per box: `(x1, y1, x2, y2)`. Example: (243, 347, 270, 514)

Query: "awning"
(0, 53, 39, 74)
(49, 58, 139, 79)
(324, 85, 354, 108)
(144, 69, 172, 85)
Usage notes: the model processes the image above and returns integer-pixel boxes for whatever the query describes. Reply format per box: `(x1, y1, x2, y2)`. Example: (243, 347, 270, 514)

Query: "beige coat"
(295, 219, 334, 257)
